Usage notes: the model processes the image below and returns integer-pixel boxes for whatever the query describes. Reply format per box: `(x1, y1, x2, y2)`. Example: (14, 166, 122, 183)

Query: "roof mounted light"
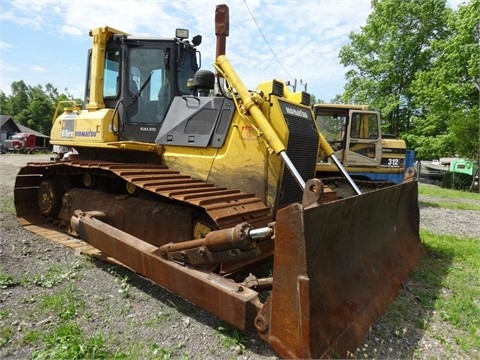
(176, 28, 189, 40)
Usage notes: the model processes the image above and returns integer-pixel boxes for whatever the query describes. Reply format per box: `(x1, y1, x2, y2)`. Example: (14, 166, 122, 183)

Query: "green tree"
(0, 91, 10, 115)
(1, 81, 79, 135)
(26, 84, 59, 135)
(8, 81, 31, 125)
(339, 0, 451, 136)
(408, 0, 479, 160)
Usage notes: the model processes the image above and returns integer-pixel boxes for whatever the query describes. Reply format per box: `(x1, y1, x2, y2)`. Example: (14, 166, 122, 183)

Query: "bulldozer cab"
(314, 105, 382, 167)
(83, 28, 201, 143)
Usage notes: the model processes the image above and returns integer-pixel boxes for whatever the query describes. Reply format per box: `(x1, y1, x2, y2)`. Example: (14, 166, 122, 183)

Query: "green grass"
(423, 234, 480, 340)
(417, 230, 480, 352)
(417, 185, 480, 354)
(0, 196, 15, 215)
(216, 323, 247, 354)
(32, 264, 78, 288)
(0, 271, 19, 288)
(418, 200, 480, 211)
(419, 183, 480, 201)
(418, 183, 480, 210)
(32, 322, 125, 359)
(39, 286, 85, 320)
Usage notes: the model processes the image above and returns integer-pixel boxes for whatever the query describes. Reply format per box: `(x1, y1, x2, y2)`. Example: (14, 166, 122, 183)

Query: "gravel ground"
(419, 194, 480, 239)
(1, 153, 479, 359)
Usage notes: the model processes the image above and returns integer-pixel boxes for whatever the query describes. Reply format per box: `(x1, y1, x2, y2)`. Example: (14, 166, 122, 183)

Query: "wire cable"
(242, 0, 293, 79)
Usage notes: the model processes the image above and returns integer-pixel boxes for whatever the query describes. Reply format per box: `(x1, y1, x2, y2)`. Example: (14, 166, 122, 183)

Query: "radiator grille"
(278, 101, 319, 208)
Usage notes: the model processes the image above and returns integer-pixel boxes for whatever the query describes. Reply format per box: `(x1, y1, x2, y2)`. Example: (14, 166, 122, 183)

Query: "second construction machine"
(314, 103, 415, 185)
(14, 5, 423, 359)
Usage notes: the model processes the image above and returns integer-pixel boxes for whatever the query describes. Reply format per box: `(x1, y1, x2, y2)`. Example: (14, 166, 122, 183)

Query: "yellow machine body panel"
(162, 82, 305, 211)
(381, 137, 408, 167)
(163, 123, 271, 206)
(50, 108, 119, 146)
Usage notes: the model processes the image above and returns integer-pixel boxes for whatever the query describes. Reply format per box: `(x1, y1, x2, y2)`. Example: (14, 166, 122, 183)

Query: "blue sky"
(0, 0, 464, 103)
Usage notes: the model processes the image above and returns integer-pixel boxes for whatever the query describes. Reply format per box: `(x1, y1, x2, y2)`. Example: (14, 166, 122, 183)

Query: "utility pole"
(286, 79, 297, 92)
(299, 79, 308, 92)
(286, 78, 308, 92)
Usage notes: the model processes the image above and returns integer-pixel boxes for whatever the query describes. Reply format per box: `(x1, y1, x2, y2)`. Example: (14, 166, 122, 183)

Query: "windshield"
(315, 110, 347, 147)
(177, 48, 198, 94)
(127, 47, 168, 124)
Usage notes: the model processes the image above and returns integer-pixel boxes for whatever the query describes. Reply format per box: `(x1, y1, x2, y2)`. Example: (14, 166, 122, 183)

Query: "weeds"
(118, 274, 131, 299)
(23, 330, 42, 344)
(151, 343, 172, 359)
(216, 323, 246, 354)
(39, 286, 85, 320)
(0, 310, 8, 320)
(0, 326, 13, 348)
(0, 272, 18, 288)
(144, 311, 170, 326)
(32, 265, 77, 288)
(32, 322, 122, 359)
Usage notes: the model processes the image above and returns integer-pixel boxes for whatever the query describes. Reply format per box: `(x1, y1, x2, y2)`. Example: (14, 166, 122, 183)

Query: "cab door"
(344, 110, 382, 166)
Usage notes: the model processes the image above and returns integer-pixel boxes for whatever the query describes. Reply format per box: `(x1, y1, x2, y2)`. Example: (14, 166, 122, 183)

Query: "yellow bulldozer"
(13, 5, 423, 358)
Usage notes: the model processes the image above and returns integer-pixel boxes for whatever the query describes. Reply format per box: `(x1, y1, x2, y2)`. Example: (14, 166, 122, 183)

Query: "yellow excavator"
(13, 5, 423, 359)
(314, 103, 415, 189)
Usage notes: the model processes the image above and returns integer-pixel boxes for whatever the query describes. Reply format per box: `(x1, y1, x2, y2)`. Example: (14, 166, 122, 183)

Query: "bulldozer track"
(15, 160, 273, 230)
(17, 218, 125, 267)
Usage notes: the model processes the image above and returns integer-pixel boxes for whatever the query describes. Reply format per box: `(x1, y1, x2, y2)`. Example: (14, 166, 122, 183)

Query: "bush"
(441, 172, 473, 190)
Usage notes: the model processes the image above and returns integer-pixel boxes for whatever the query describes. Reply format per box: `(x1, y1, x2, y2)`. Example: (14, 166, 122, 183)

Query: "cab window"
(104, 50, 120, 98)
(350, 113, 379, 139)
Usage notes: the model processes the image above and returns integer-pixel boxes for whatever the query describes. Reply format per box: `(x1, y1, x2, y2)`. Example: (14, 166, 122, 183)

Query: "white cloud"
(3, 0, 47, 30)
(0, 41, 12, 50)
(30, 66, 47, 73)
(0, 62, 20, 73)
(0, 0, 394, 100)
(60, 25, 83, 37)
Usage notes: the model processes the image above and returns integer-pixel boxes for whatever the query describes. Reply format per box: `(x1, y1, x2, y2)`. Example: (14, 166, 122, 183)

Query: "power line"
(242, 0, 293, 79)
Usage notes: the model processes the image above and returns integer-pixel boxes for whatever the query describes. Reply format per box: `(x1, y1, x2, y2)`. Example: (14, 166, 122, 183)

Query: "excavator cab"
(315, 105, 382, 166)
(314, 104, 411, 186)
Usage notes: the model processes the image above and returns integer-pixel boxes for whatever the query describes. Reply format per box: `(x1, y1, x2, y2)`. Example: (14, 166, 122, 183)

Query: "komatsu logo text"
(75, 130, 96, 137)
(285, 106, 308, 119)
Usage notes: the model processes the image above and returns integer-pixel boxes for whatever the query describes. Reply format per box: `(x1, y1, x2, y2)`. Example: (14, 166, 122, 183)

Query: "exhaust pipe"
(214, 4, 230, 94)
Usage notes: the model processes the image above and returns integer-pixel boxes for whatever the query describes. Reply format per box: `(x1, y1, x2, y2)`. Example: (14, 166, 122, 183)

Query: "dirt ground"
(0, 153, 478, 359)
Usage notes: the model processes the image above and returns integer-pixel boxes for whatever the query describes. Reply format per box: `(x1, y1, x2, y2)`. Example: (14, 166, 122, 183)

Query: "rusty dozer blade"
(39, 177, 422, 359)
(257, 179, 423, 358)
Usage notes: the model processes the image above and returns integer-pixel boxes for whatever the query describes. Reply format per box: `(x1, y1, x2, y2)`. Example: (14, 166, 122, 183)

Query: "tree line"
(339, 0, 479, 161)
(0, 0, 478, 161)
(0, 81, 81, 136)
